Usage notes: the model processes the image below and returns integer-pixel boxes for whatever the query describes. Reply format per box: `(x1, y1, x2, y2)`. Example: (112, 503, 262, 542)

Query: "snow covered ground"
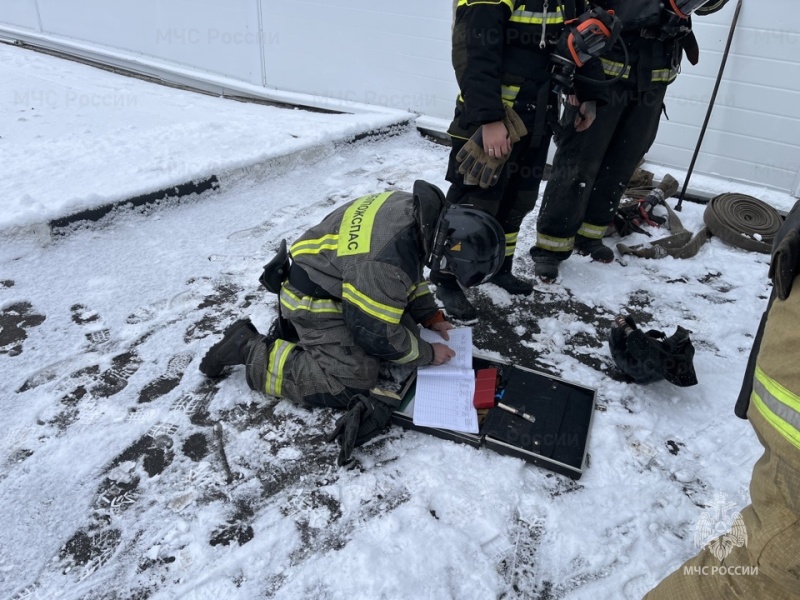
(0, 43, 794, 600)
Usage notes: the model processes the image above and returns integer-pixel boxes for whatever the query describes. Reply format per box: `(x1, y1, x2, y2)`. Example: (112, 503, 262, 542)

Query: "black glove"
(455, 106, 528, 189)
(327, 394, 393, 466)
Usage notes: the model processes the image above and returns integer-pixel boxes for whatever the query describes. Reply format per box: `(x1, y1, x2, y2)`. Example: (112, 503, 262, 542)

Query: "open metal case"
(389, 354, 596, 479)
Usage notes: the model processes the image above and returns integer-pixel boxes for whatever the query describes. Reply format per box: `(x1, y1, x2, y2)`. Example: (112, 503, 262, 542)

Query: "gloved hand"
(327, 394, 393, 466)
(456, 106, 528, 189)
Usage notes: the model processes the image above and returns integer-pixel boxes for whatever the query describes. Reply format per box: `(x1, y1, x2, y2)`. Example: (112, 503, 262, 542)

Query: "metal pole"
(675, 0, 743, 211)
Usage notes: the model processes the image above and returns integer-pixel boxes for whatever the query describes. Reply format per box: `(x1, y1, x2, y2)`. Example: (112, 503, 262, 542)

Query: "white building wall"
(1, 0, 798, 195)
(260, 0, 455, 119)
(651, 1, 800, 195)
(1, 0, 40, 30)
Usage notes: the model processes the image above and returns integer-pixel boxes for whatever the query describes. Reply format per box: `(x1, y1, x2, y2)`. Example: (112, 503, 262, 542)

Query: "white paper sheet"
(413, 327, 478, 433)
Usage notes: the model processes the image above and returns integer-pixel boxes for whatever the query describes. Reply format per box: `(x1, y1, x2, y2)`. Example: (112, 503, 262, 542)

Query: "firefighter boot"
(200, 318, 263, 378)
(488, 256, 533, 295)
(530, 248, 564, 283)
(574, 234, 614, 263)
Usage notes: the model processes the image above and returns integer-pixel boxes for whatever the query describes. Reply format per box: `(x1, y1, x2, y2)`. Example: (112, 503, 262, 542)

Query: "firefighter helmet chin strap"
(428, 208, 451, 272)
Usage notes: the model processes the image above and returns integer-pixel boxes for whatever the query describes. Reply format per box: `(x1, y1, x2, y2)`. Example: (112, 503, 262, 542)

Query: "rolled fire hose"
(617, 191, 784, 259)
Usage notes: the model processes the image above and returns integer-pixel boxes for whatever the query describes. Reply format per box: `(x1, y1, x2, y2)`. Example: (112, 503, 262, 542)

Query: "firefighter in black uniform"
(432, 0, 612, 319)
(530, 0, 731, 281)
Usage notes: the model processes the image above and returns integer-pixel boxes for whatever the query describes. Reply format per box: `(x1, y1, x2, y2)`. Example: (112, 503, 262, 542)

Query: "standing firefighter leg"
(580, 86, 667, 255)
(435, 132, 535, 318)
(533, 96, 626, 279)
(484, 132, 549, 295)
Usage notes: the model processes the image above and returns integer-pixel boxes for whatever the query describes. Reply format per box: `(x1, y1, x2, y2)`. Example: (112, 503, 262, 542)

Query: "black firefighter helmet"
(608, 315, 698, 387)
(431, 204, 505, 288)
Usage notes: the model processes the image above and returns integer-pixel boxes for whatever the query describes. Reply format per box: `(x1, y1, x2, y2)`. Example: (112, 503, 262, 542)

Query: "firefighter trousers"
(534, 84, 667, 256)
(644, 277, 800, 599)
(250, 283, 383, 409)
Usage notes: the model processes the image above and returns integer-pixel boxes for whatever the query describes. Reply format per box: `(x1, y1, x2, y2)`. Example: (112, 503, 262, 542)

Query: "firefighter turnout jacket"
(287, 190, 441, 367)
(250, 188, 445, 407)
(598, 0, 697, 88)
(448, 0, 607, 138)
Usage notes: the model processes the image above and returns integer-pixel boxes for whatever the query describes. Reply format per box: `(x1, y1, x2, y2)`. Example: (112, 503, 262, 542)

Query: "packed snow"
(1, 41, 794, 600)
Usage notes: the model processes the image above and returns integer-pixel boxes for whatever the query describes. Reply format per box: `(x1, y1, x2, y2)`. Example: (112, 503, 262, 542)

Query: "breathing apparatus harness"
(550, 6, 626, 96)
(550, 0, 718, 96)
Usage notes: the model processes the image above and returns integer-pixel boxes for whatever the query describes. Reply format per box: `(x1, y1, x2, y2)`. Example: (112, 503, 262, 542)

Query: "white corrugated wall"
(1, 0, 798, 195)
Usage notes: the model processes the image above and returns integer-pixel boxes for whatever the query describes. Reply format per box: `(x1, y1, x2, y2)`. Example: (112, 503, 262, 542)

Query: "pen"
(496, 402, 536, 423)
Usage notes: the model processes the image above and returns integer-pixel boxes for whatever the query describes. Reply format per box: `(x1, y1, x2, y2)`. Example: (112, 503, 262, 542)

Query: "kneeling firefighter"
(645, 200, 800, 599)
(199, 181, 505, 465)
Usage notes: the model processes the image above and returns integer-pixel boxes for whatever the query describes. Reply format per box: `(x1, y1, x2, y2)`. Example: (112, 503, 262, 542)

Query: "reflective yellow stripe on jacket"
(279, 286, 341, 316)
(600, 58, 678, 84)
(461, 84, 520, 108)
(408, 281, 432, 302)
(392, 329, 421, 365)
(501, 84, 520, 107)
(752, 365, 800, 450)
(341, 283, 404, 324)
(509, 5, 564, 24)
(457, 0, 515, 11)
(651, 67, 678, 84)
(600, 58, 632, 79)
(290, 234, 338, 257)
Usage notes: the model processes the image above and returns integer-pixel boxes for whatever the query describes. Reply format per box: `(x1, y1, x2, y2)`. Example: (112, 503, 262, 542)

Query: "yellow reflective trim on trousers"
(536, 233, 574, 252)
(458, 0, 514, 11)
(601, 58, 631, 79)
(752, 366, 800, 449)
(338, 192, 392, 257)
(408, 282, 431, 302)
(279, 286, 342, 315)
(505, 231, 517, 257)
(265, 339, 296, 397)
(341, 283, 404, 324)
(510, 6, 564, 24)
(290, 234, 338, 257)
(391, 328, 420, 365)
(578, 222, 607, 240)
